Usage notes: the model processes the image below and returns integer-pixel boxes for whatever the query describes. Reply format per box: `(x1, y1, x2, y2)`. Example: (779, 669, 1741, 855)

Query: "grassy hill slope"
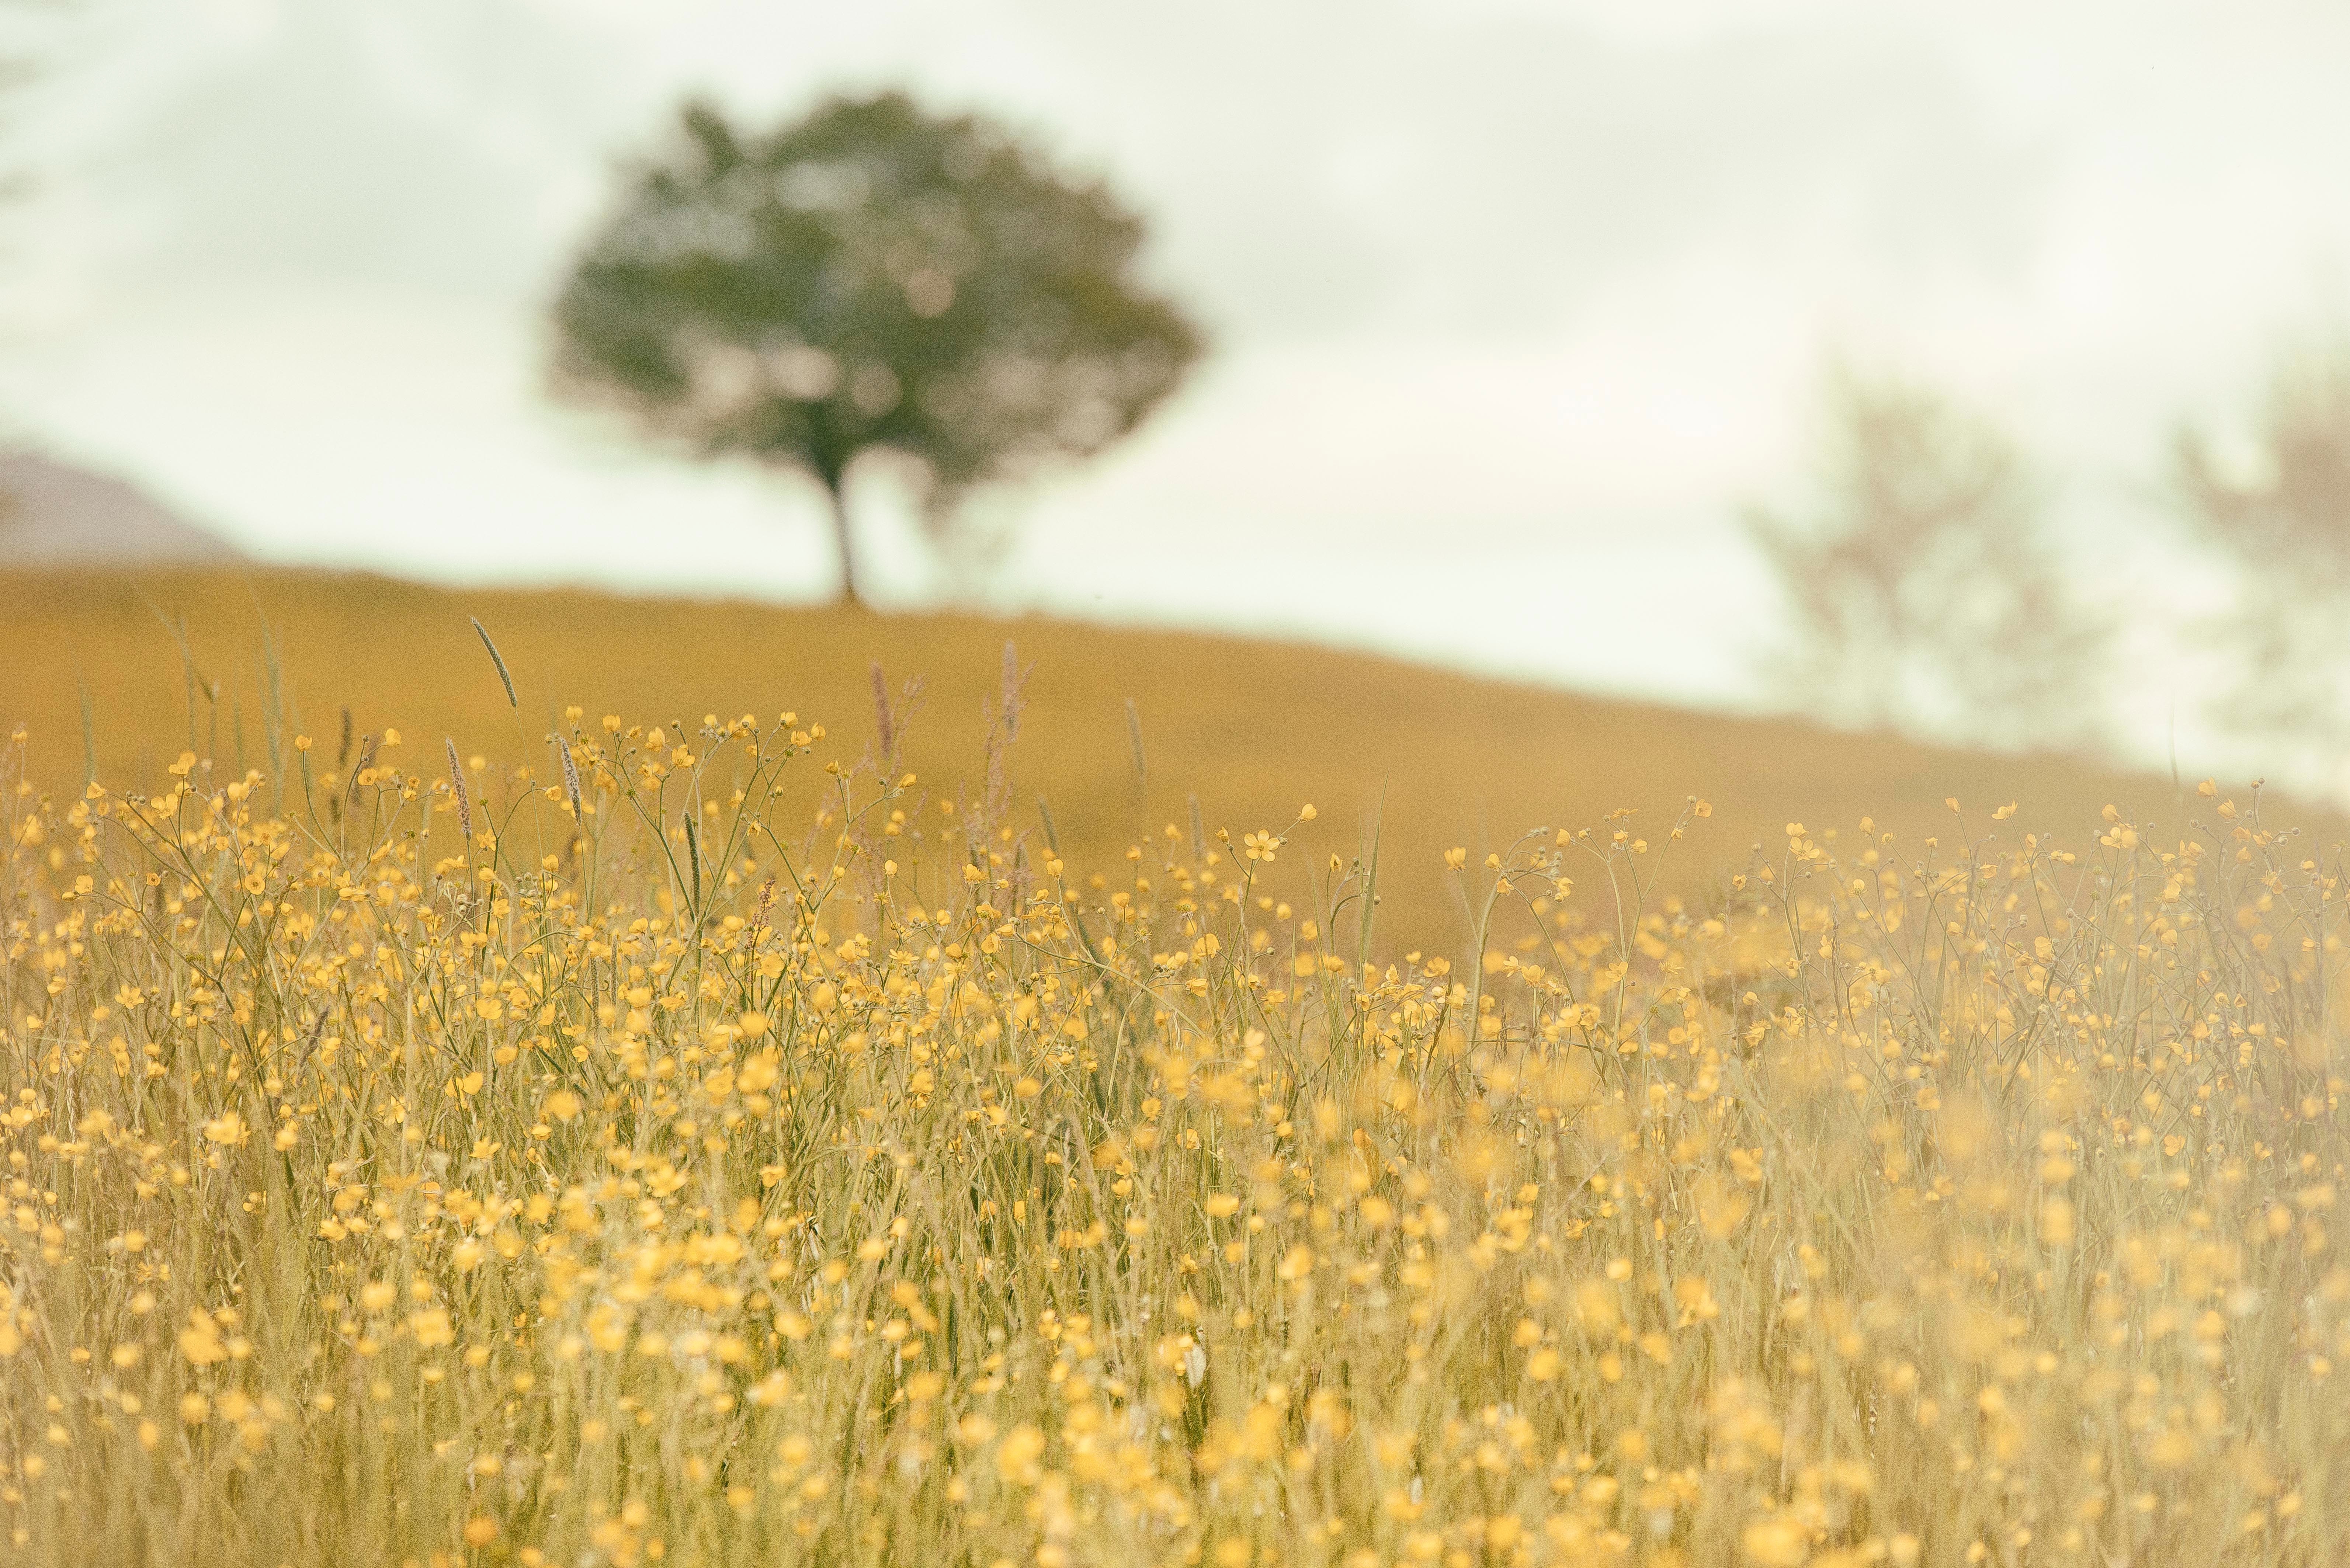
(0, 567, 2276, 953)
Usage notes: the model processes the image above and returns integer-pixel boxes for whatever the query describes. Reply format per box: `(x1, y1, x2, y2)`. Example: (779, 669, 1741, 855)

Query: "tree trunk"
(825, 474, 864, 608)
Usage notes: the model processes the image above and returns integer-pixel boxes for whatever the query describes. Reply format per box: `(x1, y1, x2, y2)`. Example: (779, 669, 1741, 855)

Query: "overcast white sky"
(8, 0, 2350, 774)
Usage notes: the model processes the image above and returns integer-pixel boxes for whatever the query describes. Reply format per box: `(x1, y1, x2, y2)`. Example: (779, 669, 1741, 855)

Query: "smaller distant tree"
(1747, 369, 2110, 750)
(550, 92, 1204, 605)
(2175, 340, 2350, 768)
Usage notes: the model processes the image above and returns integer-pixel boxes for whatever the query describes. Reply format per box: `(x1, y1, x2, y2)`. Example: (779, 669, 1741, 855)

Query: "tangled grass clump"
(0, 695, 2346, 1567)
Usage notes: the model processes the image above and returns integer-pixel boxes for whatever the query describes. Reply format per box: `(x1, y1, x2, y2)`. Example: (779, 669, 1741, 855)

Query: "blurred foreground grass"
(1, 682, 2346, 1565)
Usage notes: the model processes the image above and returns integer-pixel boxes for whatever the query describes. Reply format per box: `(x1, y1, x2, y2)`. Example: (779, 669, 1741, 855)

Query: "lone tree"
(2176, 339, 2350, 770)
(550, 92, 1203, 605)
(1748, 369, 2110, 751)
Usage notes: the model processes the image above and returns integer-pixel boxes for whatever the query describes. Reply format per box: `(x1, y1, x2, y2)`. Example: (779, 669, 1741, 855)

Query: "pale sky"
(9, 0, 2350, 778)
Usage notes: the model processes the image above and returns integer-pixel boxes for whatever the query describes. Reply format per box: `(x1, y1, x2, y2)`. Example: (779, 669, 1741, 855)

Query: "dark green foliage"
(550, 93, 1204, 603)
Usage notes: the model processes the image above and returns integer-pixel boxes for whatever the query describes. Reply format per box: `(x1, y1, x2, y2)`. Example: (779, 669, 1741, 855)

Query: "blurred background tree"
(2176, 339, 2350, 773)
(1748, 369, 2110, 751)
(550, 91, 1203, 606)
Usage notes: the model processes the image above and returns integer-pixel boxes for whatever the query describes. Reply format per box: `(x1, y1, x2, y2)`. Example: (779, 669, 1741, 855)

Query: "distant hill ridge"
(0, 453, 243, 565)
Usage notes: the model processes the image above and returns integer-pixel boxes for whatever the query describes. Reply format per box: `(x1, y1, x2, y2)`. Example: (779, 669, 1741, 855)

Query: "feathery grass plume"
(1000, 639, 1021, 741)
(337, 707, 353, 770)
(295, 1010, 329, 1070)
(445, 737, 473, 841)
(555, 736, 583, 819)
(78, 674, 94, 789)
(982, 640, 1028, 831)
(1189, 792, 1207, 860)
(871, 658, 895, 762)
(685, 815, 702, 914)
(746, 876, 776, 946)
(1124, 696, 1147, 781)
(471, 616, 517, 707)
(258, 621, 291, 806)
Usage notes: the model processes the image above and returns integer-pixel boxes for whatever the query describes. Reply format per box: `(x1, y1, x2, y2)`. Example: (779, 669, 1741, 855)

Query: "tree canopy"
(550, 92, 1203, 604)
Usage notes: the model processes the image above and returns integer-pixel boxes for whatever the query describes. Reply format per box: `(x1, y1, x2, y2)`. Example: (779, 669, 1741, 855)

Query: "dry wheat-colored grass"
(0, 565, 2256, 957)
(1, 660, 2346, 1566)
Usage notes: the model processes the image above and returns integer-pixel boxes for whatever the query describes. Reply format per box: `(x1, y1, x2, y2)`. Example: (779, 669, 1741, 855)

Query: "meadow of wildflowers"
(0, 566, 2198, 961)
(2, 654, 2347, 1568)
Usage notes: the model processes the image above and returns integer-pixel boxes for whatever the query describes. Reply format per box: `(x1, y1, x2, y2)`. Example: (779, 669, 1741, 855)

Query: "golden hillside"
(0, 567, 2269, 953)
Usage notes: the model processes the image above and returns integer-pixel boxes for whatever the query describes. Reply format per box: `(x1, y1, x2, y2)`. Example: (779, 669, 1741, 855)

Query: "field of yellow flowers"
(3, 656, 2347, 1566)
(0, 565, 2216, 959)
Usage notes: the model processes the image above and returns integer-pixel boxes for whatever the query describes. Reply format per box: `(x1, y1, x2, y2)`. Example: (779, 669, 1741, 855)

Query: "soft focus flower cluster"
(1, 709, 2346, 1567)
